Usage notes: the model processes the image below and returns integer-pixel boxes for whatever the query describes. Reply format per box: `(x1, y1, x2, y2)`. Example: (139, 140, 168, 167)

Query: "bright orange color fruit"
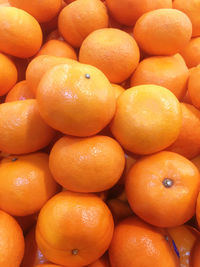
(36, 191, 114, 266)
(105, 0, 172, 26)
(37, 40, 77, 60)
(0, 153, 59, 216)
(49, 135, 125, 192)
(9, 0, 62, 23)
(26, 55, 76, 96)
(131, 54, 189, 100)
(168, 103, 200, 159)
(134, 9, 192, 56)
(188, 66, 200, 109)
(111, 84, 125, 99)
(0, 210, 25, 267)
(0, 99, 55, 154)
(5, 80, 34, 102)
(58, 0, 109, 48)
(191, 239, 200, 267)
(36, 63, 116, 136)
(110, 84, 182, 155)
(109, 216, 179, 267)
(0, 7, 43, 58)
(126, 151, 200, 227)
(0, 53, 17, 96)
(79, 28, 140, 83)
(196, 193, 200, 227)
(180, 37, 200, 68)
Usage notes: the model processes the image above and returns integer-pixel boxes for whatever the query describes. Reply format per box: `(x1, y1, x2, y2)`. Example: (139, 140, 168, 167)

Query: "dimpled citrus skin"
(126, 151, 200, 227)
(5, 80, 34, 102)
(36, 63, 116, 136)
(0, 99, 55, 154)
(79, 28, 140, 83)
(110, 84, 182, 155)
(134, 9, 192, 56)
(36, 191, 114, 267)
(0, 7, 43, 58)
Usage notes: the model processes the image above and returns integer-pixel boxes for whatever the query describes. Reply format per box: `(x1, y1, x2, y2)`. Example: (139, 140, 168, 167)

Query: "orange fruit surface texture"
(109, 216, 179, 267)
(133, 9, 192, 56)
(36, 191, 114, 266)
(0, 210, 25, 267)
(58, 0, 109, 48)
(49, 135, 125, 192)
(110, 84, 182, 155)
(36, 63, 116, 136)
(5, 80, 34, 102)
(0, 100, 55, 154)
(0, 153, 59, 216)
(79, 28, 140, 83)
(0, 7, 43, 58)
(126, 151, 200, 227)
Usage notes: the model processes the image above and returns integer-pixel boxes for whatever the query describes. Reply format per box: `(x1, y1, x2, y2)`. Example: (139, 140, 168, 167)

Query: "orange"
(0, 99, 55, 154)
(111, 84, 125, 99)
(117, 152, 137, 184)
(168, 225, 199, 267)
(0, 53, 17, 96)
(180, 37, 200, 68)
(173, 0, 200, 37)
(0, 0, 10, 6)
(49, 135, 125, 192)
(0, 7, 42, 58)
(134, 9, 192, 56)
(105, 0, 172, 26)
(168, 103, 200, 159)
(5, 80, 34, 102)
(196, 193, 200, 227)
(188, 66, 200, 109)
(37, 40, 77, 60)
(109, 216, 179, 267)
(0, 153, 59, 216)
(79, 28, 140, 83)
(21, 227, 50, 267)
(191, 239, 200, 267)
(107, 198, 133, 222)
(192, 155, 200, 171)
(87, 254, 111, 267)
(9, 0, 62, 23)
(37, 63, 116, 136)
(26, 55, 76, 96)
(130, 54, 189, 100)
(36, 191, 114, 266)
(110, 84, 182, 155)
(126, 151, 200, 227)
(0, 210, 24, 267)
(35, 265, 63, 267)
(58, 0, 109, 48)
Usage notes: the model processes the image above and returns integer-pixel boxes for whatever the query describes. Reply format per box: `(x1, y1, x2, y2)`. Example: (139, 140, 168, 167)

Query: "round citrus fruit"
(5, 80, 34, 102)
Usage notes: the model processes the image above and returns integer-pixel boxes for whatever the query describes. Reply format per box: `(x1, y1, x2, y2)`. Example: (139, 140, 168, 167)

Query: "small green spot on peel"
(72, 249, 79, 255)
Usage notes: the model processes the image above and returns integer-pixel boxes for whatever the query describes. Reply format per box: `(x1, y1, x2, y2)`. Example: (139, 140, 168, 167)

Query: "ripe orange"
(0, 0, 10, 6)
(168, 103, 200, 159)
(168, 225, 199, 267)
(190, 239, 200, 267)
(26, 55, 76, 96)
(87, 254, 111, 267)
(21, 227, 50, 267)
(0, 153, 59, 216)
(196, 193, 200, 227)
(109, 216, 179, 267)
(110, 84, 182, 155)
(58, 0, 109, 48)
(126, 151, 200, 227)
(0, 100, 55, 154)
(188, 66, 200, 109)
(79, 28, 140, 83)
(36, 191, 114, 266)
(173, 0, 200, 37)
(105, 0, 172, 26)
(49, 135, 125, 192)
(131, 54, 189, 100)
(111, 84, 125, 99)
(134, 9, 192, 56)
(180, 37, 200, 68)
(36, 63, 116, 136)
(0, 7, 42, 58)
(9, 0, 62, 23)
(37, 40, 77, 60)
(0, 210, 25, 267)
(5, 80, 34, 102)
(0, 53, 17, 96)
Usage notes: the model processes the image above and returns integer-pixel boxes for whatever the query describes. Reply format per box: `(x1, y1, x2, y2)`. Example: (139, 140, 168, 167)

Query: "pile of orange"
(0, 1, 200, 267)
